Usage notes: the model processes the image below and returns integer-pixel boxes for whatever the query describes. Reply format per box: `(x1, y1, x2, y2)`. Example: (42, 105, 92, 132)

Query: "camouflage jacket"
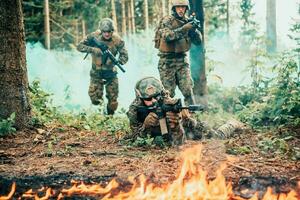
(77, 30, 128, 72)
(126, 94, 200, 140)
(155, 14, 202, 55)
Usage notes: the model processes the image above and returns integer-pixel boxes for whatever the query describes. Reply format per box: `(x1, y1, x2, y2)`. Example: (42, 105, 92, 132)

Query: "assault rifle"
(84, 38, 126, 73)
(137, 98, 205, 135)
(187, 13, 201, 31)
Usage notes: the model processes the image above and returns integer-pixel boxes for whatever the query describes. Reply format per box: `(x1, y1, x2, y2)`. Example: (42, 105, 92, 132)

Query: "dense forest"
(0, 0, 299, 199)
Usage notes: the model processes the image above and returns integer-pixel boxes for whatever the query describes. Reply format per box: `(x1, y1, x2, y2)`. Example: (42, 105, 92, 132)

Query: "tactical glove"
(181, 109, 191, 120)
(166, 111, 180, 129)
(143, 112, 159, 128)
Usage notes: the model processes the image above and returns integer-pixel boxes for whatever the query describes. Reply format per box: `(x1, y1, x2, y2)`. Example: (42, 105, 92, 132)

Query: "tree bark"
(44, 0, 50, 49)
(266, 0, 277, 53)
(127, 1, 132, 34)
(189, 0, 208, 105)
(162, 0, 167, 17)
(130, 0, 136, 33)
(82, 19, 86, 39)
(226, 0, 229, 36)
(121, 0, 127, 35)
(168, 0, 172, 15)
(111, 0, 119, 33)
(144, 0, 149, 30)
(0, 0, 31, 129)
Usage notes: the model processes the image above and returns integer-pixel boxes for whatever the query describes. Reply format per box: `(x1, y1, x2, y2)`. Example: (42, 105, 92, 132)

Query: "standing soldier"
(154, 0, 202, 106)
(77, 18, 128, 115)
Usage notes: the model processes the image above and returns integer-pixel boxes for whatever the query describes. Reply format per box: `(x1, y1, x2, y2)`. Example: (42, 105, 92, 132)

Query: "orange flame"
(0, 145, 299, 199)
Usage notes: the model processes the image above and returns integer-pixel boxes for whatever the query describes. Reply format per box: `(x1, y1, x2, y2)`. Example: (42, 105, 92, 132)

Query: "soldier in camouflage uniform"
(126, 77, 209, 145)
(154, 0, 202, 106)
(77, 18, 128, 115)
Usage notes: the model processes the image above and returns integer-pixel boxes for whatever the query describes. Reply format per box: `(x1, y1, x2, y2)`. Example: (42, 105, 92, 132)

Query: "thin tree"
(189, 0, 208, 104)
(121, 0, 127, 35)
(81, 19, 86, 39)
(144, 0, 149, 30)
(0, 0, 31, 128)
(266, 0, 277, 53)
(44, 0, 50, 49)
(111, 0, 119, 33)
(127, 0, 132, 34)
(226, 0, 229, 35)
(168, 0, 172, 15)
(162, 0, 167, 17)
(130, 0, 136, 33)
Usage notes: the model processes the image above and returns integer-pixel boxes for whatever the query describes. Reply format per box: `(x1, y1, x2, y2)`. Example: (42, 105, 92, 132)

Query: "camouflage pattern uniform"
(77, 18, 128, 115)
(126, 77, 209, 145)
(154, 0, 202, 106)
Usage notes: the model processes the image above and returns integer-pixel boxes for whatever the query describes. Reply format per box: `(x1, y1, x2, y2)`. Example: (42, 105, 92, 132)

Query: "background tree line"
(23, 0, 277, 51)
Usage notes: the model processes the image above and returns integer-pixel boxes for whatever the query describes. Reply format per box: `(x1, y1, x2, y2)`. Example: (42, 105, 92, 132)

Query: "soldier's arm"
(77, 34, 97, 53)
(117, 40, 129, 65)
(126, 102, 147, 139)
(189, 29, 202, 45)
(160, 18, 189, 42)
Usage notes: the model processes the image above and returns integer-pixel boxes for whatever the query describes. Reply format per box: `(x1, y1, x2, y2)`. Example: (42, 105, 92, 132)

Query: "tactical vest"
(91, 32, 121, 71)
(156, 16, 191, 53)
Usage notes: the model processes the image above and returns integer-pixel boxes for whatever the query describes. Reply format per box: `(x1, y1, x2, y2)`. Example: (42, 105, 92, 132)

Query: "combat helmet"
(171, 0, 190, 10)
(99, 18, 114, 32)
(135, 77, 164, 99)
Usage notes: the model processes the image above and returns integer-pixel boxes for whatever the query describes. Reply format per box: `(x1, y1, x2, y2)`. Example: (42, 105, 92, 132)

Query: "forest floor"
(0, 123, 299, 199)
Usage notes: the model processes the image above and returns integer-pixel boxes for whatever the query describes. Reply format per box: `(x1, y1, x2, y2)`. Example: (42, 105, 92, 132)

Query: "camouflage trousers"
(88, 75, 119, 115)
(158, 56, 195, 105)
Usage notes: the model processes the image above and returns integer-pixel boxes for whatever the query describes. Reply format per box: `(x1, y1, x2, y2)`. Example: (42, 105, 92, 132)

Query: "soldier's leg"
(176, 61, 195, 105)
(88, 77, 104, 105)
(158, 58, 176, 97)
(105, 77, 119, 115)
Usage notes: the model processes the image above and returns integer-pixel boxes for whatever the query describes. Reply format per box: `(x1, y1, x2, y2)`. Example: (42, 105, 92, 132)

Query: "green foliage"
(131, 135, 154, 147)
(23, 0, 110, 49)
(237, 52, 300, 126)
(29, 80, 61, 126)
(0, 113, 16, 137)
(204, 0, 227, 36)
(239, 0, 259, 47)
(226, 145, 252, 155)
(257, 132, 300, 160)
(29, 79, 130, 135)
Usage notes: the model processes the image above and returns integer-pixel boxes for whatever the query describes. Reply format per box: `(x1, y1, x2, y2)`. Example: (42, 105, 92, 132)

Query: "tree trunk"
(130, 0, 136, 33)
(111, 0, 119, 33)
(266, 0, 277, 53)
(127, 1, 132, 34)
(226, 0, 229, 36)
(189, 0, 208, 105)
(144, 0, 149, 30)
(121, 0, 127, 35)
(0, 0, 31, 129)
(168, 0, 172, 15)
(162, 0, 166, 17)
(44, 0, 50, 49)
(82, 19, 86, 39)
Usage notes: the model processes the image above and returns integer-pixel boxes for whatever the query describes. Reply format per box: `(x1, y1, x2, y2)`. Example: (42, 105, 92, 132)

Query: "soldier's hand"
(166, 112, 180, 129)
(182, 22, 194, 32)
(143, 112, 159, 128)
(163, 97, 179, 105)
(92, 48, 102, 56)
(181, 109, 191, 119)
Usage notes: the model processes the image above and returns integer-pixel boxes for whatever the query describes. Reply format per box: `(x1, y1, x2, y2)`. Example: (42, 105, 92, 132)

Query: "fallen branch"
(227, 162, 251, 172)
